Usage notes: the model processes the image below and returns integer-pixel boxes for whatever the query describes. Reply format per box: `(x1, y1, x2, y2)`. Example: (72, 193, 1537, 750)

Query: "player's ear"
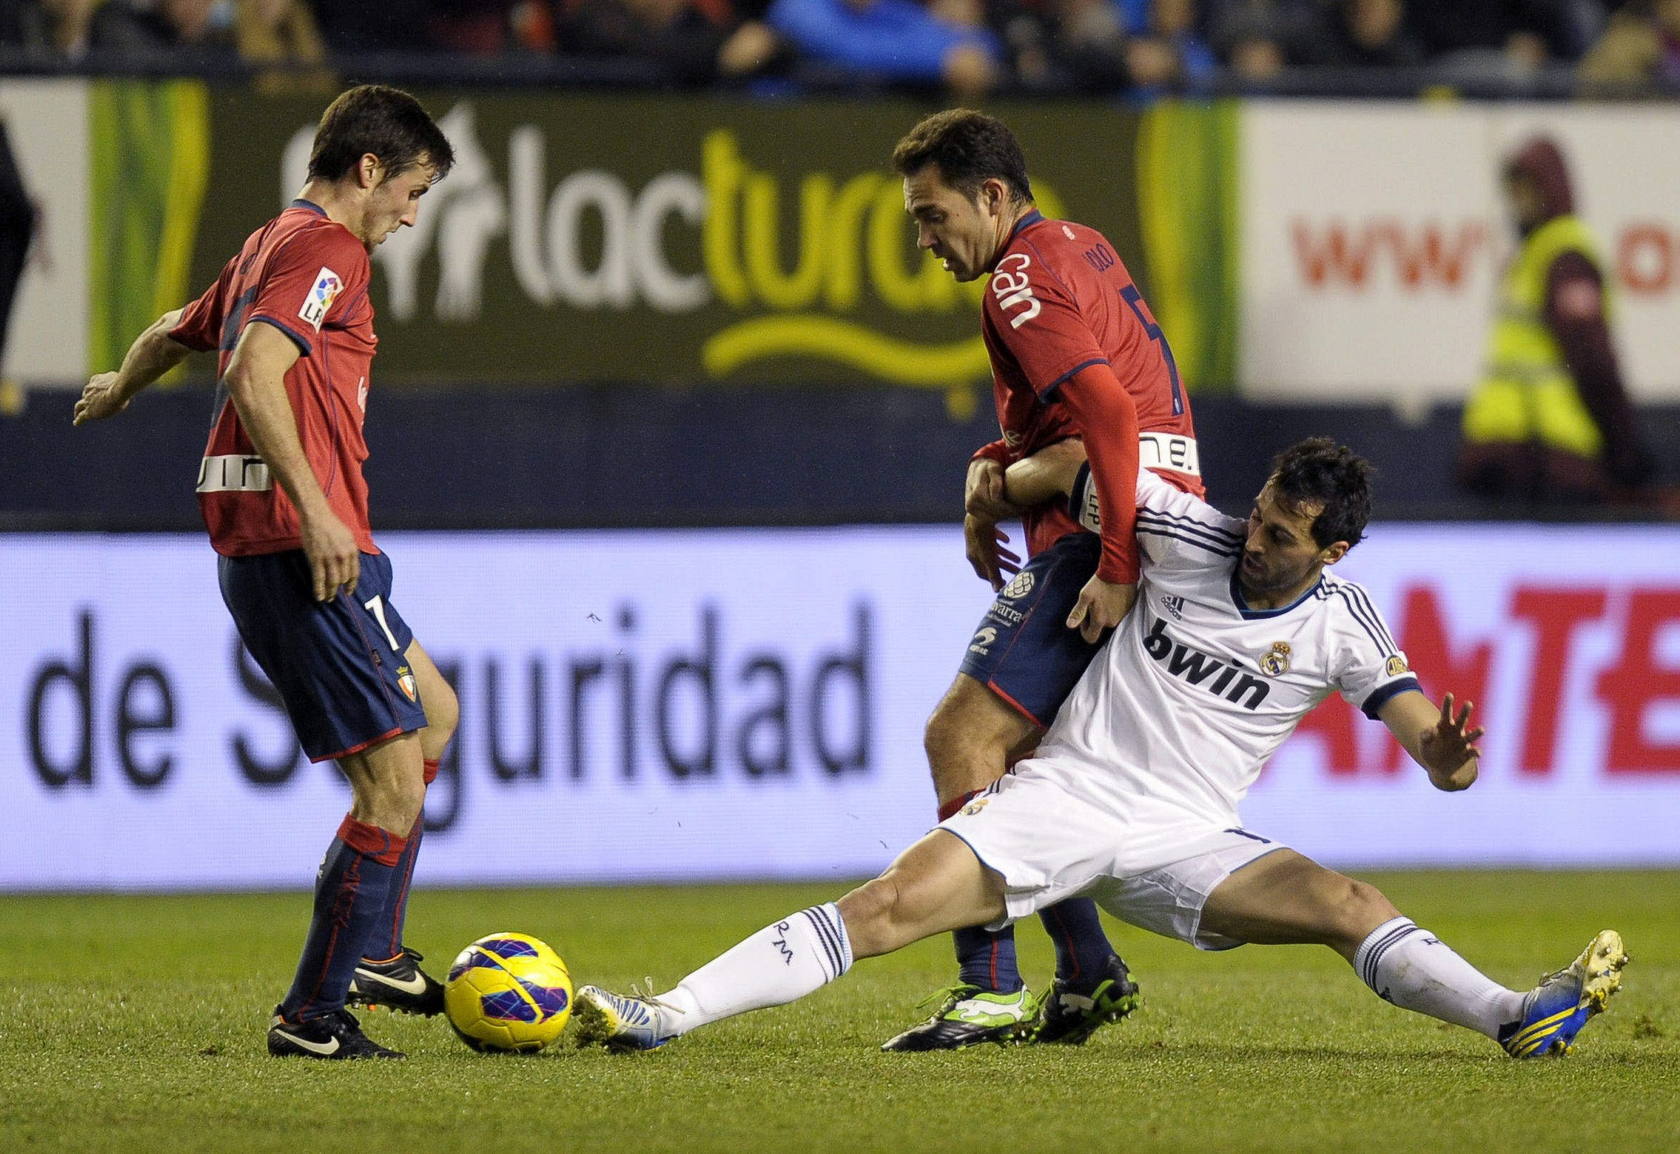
(1321, 541, 1350, 566)
(357, 153, 382, 189)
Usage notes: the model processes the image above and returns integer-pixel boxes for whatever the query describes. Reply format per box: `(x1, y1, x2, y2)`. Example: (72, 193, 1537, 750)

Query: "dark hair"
(1269, 437, 1374, 550)
(892, 109, 1032, 204)
(307, 85, 455, 185)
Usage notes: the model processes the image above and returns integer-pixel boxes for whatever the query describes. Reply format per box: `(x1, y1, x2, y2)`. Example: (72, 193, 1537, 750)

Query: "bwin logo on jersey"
(1142, 614, 1270, 710)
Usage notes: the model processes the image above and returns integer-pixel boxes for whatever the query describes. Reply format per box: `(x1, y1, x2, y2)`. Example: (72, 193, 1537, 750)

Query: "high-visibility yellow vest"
(1463, 215, 1608, 458)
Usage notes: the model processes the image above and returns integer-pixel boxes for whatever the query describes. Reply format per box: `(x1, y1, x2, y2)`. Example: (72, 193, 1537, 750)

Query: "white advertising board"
(0, 77, 88, 386)
(1240, 101, 1680, 405)
(3, 524, 1679, 891)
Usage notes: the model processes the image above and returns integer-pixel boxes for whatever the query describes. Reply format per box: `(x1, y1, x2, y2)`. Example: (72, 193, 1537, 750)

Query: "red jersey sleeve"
(169, 258, 235, 353)
(1057, 363, 1141, 583)
(983, 251, 1107, 399)
(245, 225, 367, 357)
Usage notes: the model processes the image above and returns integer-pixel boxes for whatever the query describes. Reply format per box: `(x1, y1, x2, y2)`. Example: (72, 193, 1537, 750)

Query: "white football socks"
(1353, 916, 1526, 1037)
(653, 903, 853, 1038)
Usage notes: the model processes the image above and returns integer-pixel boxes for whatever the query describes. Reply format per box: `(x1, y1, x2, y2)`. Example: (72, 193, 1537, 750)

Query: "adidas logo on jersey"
(1142, 613, 1270, 711)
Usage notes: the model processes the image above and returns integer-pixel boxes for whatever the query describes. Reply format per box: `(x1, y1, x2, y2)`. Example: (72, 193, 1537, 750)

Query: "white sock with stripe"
(1353, 916, 1525, 1038)
(653, 903, 853, 1038)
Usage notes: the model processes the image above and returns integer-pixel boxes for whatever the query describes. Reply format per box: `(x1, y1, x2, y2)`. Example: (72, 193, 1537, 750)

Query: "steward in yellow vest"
(1459, 136, 1654, 502)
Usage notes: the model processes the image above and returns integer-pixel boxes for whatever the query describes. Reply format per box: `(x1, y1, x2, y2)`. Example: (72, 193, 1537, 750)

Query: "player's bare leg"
(1201, 849, 1628, 1057)
(575, 832, 1007, 1052)
(349, 638, 459, 1018)
(881, 674, 1134, 1050)
(925, 673, 1035, 810)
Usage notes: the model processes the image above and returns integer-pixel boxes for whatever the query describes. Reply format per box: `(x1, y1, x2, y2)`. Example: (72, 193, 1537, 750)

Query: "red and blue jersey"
(171, 200, 379, 558)
(977, 211, 1201, 581)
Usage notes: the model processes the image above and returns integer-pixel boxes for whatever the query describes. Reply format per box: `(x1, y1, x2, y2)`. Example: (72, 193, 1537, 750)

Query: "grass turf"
(1, 870, 1675, 1153)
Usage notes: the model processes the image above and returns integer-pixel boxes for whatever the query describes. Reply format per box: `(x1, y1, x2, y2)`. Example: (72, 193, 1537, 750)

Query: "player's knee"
(425, 678, 460, 744)
(1338, 878, 1400, 941)
(836, 875, 903, 958)
(924, 696, 1011, 780)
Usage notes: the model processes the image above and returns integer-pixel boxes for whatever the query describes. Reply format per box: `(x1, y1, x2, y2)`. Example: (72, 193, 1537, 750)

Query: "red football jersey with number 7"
(978, 211, 1201, 571)
(170, 200, 380, 558)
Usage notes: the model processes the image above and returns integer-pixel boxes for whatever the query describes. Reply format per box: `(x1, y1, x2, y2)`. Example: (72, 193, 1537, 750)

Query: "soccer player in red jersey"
(880, 109, 1204, 1050)
(74, 86, 457, 1060)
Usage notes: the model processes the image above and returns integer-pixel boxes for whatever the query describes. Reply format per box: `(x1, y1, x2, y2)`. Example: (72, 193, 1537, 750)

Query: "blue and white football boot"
(1499, 930, 1629, 1058)
(572, 985, 674, 1052)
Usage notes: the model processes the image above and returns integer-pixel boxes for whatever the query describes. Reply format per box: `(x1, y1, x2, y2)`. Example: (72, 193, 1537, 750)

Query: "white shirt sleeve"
(1133, 468, 1246, 574)
(1327, 578, 1422, 718)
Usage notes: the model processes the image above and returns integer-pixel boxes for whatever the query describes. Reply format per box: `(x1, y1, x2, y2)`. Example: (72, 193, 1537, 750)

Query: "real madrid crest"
(1259, 641, 1292, 677)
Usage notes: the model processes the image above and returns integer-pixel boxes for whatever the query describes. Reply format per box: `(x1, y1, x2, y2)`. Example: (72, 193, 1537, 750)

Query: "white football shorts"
(939, 755, 1287, 950)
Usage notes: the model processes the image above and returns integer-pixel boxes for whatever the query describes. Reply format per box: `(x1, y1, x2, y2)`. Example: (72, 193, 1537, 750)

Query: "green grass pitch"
(2, 870, 1676, 1153)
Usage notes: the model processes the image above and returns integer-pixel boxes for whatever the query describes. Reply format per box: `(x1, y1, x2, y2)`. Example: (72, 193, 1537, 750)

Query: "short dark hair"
(307, 85, 455, 185)
(892, 109, 1033, 204)
(1269, 437, 1374, 550)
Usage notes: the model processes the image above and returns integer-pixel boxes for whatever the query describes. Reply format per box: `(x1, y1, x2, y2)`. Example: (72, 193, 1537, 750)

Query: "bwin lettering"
(991, 253, 1041, 329)
(772, 921, 795, 965)
(1142, 614, 1269, 710)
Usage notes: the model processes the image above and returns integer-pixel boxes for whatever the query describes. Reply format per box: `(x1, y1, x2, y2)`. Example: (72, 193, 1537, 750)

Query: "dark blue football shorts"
(957, 530, 1105, 729)
(218, 549, 429, 763)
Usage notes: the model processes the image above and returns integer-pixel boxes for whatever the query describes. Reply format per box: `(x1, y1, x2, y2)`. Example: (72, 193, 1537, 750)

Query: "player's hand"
(1066, 575, 1136, 643)
(300, 508, 361, 602)
(1420, 693, 1482, 791)
(965, 515, 1020, 591)
(72, 373, 131, 426)
(965, 458, 1019, 522)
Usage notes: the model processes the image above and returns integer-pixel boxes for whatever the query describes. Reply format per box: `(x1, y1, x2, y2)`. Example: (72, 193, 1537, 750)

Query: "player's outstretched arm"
(1002, 437, 1087, 508)
(1379, 690, 1482, 792)
(71, 309, 191, 426)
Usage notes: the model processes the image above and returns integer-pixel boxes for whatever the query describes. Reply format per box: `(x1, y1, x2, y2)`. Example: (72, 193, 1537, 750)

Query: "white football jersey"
(1039, 469, 1420, 824)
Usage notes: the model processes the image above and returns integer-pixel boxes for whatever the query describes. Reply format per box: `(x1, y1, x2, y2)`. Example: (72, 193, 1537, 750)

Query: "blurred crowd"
(0, 0, 1677, 96)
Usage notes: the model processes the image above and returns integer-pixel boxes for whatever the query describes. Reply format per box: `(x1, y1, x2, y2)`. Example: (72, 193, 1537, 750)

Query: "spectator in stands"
(90, 0, 240, 66)
(992, 0, 1132, 90)
(555, 0, 787, 84)
(1579, 0, 1680, 93)
(1459, 136, 1656, 504)
(1205, 0, 1320, 79)
(305, 0, 435, 55)
(1405, 0, 1594, 75)
(1309, 0, 1426, 68)
(768, 0, 1001, 97)
(235, 0, 332, 92)
(0, 0, 96, 60)
(1140, 0, 1217, 85)
(429, 0, 559, 55)
(995, 0, 1214, 92)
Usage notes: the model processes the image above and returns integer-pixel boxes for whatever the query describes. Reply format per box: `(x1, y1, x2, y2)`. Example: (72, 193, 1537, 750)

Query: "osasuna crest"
(1002, 571, 1035, 600)
(1259, 641, 1292, 677)
(1385, 653, 1411, 678)
(396, 665, 419, 702)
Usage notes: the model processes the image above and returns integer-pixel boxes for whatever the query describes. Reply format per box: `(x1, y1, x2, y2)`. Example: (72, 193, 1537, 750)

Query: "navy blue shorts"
(957, 531, 1104, 729)
(218, 549, 429, 763)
